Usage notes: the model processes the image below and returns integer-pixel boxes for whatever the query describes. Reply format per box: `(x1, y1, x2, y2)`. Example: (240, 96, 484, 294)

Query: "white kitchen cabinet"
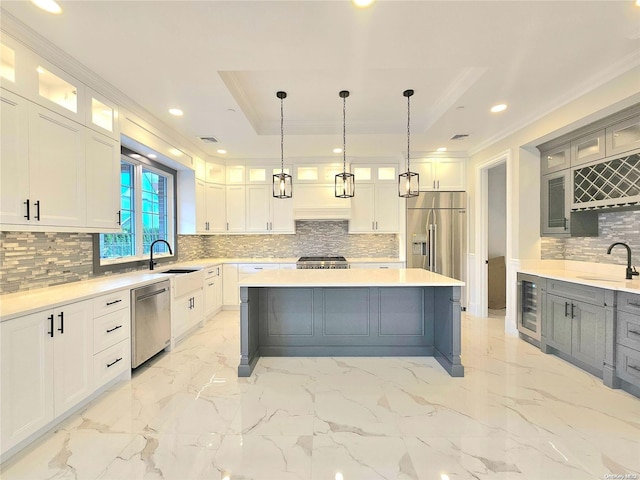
(28, 103, 86, 227)
(85, 87, 119, 140)
(35, 59, 85, 124)
(225, 185, 246, 232)
(172, 290, 204, 340)
(413, 158, 466, 191)
(196, 181, 226, 233)
(1, 300, 93, 453)
(85, 129, 120, 230)
(0, 89, 30, 225)
(222, 264, 239, 307)
(349, 183, 399, 233)
(204, 265, 223, 318)
(206, 162, 226, 184)
(226, 165, 245, 184)
(245, 184, 294, 233)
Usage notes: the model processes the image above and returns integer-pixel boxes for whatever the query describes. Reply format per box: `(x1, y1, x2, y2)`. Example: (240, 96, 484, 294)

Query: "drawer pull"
(629, 329, 640, 337)
(106, 357, 123, 368)
(208, 283, 215, 287)
(106, 325, 123, 333)
(106, 299, 122, 306)
(628, 364, 640, 373)
(48, 314, 54, 337)
(629, 302, 640, 308)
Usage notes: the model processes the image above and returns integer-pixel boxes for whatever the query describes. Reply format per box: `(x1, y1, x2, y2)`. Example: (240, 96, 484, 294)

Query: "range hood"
(293, 184, 351, 220)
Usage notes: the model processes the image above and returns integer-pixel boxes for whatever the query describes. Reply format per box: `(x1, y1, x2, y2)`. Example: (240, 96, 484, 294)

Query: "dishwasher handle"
(136, 287, 168, 302)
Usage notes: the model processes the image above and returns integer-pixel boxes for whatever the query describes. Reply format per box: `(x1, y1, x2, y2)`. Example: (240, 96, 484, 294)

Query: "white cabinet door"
(374, 183, 400, 232)
(246, 184, 270, 233)
(349, 183, 375, 233)
(172, 295, 191, 339)
(207, 183, 226, 233)
(435, 159, 466, 190)
(195, 179, 208, 233)
(28, 103, 86, 227)
(205, 276, 217, 316)
(222, 264, 239, 307)
(225, 185, 245, 232)
(52, 300, 93, 416)
(270, 196, 294, 233)
(412, 161, 435, 191)
(0, 89, 30, 225)
(85, 130, 120, 230)
(1, 310, 54, 452)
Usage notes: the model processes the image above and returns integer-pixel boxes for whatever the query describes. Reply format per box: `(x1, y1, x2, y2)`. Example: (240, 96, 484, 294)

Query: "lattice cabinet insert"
(572, 153, 640, 210)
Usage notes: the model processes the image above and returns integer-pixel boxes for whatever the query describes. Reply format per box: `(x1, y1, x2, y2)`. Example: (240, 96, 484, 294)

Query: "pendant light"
(335, 90, 355, 198)
(273, 91, 292, 198)
(398, 89, 419, 198)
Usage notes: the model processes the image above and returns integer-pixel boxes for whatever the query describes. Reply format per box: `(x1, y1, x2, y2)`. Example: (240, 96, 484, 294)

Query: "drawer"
(238, 264, 279, 274)
(615, 344, 640, 388)
(617, 291, 640, 316)
(204, 265, 221, 279)
(94, 308, 130, 354)
(93, 339, 130, 390)
(617, 311, 640, 352)
(546, 279, 605, 306)
(93, 290, 130, 318)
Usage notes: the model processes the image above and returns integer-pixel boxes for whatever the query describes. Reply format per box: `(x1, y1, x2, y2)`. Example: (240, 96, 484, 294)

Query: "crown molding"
(0, 9, 208, 160)
(468, 49, 640, 157)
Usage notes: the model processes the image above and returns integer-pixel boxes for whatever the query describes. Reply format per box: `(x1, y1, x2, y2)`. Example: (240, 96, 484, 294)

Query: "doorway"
(487, 163, 507, 316)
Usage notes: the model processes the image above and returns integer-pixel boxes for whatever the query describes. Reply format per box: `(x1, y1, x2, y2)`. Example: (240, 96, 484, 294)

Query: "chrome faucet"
(606, 242, 638, 280)
(149, 239, 173, 270)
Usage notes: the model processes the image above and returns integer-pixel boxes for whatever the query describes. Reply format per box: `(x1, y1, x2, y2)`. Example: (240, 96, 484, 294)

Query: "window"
(96, 150, 176, 268)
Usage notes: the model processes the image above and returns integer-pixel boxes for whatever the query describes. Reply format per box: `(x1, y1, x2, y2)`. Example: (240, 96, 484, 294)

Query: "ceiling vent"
(198, 136, 219, 144)
(450, 134, 469, 141)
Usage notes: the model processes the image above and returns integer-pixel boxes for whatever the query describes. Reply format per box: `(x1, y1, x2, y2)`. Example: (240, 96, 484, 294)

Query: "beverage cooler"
(516, 273, 542, 346)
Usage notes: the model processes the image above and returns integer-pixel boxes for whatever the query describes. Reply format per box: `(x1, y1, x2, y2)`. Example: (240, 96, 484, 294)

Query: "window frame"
(93, 151, 178, 274)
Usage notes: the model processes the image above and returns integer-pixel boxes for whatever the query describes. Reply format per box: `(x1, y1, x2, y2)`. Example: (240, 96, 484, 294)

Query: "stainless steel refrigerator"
(406, 192, 467, 301)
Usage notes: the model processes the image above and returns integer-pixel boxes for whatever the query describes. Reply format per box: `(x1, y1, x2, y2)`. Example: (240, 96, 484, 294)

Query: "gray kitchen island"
(237, 268, 465, 377)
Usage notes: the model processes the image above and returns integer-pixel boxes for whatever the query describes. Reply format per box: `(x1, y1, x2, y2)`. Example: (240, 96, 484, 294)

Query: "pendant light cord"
(280, 95, 285, 174)
(406, 92, 411, 172)
(342, 94, 347, 173)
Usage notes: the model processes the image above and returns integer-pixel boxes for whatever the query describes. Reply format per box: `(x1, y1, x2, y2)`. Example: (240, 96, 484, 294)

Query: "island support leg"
(238, 286, 260, 377)
(433, 286, 464, 377)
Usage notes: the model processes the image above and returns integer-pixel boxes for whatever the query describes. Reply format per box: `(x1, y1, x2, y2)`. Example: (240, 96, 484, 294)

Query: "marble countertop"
(238, 268, 464, 288)
(518, 262, 640, 294)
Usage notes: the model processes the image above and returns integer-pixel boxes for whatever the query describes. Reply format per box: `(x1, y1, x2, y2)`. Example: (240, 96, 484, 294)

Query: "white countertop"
(518, 261, 640, 294)
(238, 268, 464, 288)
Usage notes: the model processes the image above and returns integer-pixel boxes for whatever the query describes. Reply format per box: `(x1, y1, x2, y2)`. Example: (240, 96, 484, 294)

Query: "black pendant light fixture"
(335, 90, 355, 198)
(273, 91, 292, 199)
(398, 89, 419, 198)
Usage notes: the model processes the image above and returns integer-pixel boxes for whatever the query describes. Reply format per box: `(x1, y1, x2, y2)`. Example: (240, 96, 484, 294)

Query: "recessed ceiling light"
(490, 103, 507, 113)
(437, 147, 447, 152)
(353, 0, 375, 7)
(31, 0, 62, 14)
(129, 153, 141, 159)
(168, 108, 183, 116)
(216, 149, 227, 154)
(146, 154, 157, 159)
(636, 0, 640, 7)
(333, 148, 343, 154)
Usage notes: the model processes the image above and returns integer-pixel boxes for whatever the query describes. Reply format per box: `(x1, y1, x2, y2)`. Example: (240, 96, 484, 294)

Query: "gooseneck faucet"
(149, 239, 173, 270)
(606, 242, 638, 280)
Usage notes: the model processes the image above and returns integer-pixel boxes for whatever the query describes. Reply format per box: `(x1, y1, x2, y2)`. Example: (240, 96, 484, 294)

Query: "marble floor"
(1, 310, 639, 480)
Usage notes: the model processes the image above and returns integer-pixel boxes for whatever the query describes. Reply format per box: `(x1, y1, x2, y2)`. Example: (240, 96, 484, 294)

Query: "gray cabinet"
(606, 114, 640, 157)
(540, 143, 570, 175)
(614, 291, 640, 395)
(542, 280, 608, 375)
(571, 130, 605, 167)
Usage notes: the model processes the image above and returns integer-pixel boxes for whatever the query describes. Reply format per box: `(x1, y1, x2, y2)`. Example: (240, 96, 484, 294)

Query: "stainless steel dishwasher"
(131, 280, 171, 368)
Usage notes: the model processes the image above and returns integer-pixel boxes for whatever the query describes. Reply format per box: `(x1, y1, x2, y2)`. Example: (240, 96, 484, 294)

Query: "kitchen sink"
(152, 268, 204, 297)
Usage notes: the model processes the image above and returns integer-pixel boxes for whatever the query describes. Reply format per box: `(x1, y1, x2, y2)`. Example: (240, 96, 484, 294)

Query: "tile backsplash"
(0, 221, 398, 294)
(541, 210, 639, 266)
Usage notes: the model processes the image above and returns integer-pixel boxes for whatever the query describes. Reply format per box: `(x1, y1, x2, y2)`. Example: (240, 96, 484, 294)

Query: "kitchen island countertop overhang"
(237, 268, 465, 378)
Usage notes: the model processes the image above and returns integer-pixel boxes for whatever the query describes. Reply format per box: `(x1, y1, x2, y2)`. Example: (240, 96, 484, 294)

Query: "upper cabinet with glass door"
(540, 143, 570, 175)
(35, 61, 85, 123)
(606, 114, 640, 157)
(0, 35, 38, 98)
(351, 164, 398, 184)
(85, 88, 119, 140)
(570, 130, 605, 167)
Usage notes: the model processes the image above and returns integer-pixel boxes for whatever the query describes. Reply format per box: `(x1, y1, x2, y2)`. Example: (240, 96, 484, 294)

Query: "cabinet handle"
(563, 217, 568, 231)
(48, 314, 54, 337)
(437, 180, 440, 189)
(254, 267, 263, 270)
(564, 302, 570, 317)
(372, 221, 375, 230)
(433, 180, 436, 189)
(570, 303, 576, 319)
(106, 325, 123, 333)
(117, 210, 121, 225)
(106, 357, 123, 368)
(629, 302, 640, 308)
(24, 199, 30, 220)
(34, 200, 41, 221)
(106, 299, 122, 306)
(208, 282, 215, 287)
(226, 222, 229, 231)
(629, 365, 640, 373)
(57, 311, 64, 334)
(628, 329, 640, 337)
(375, 221, 378, 230)
(270, 222, 272, 230)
